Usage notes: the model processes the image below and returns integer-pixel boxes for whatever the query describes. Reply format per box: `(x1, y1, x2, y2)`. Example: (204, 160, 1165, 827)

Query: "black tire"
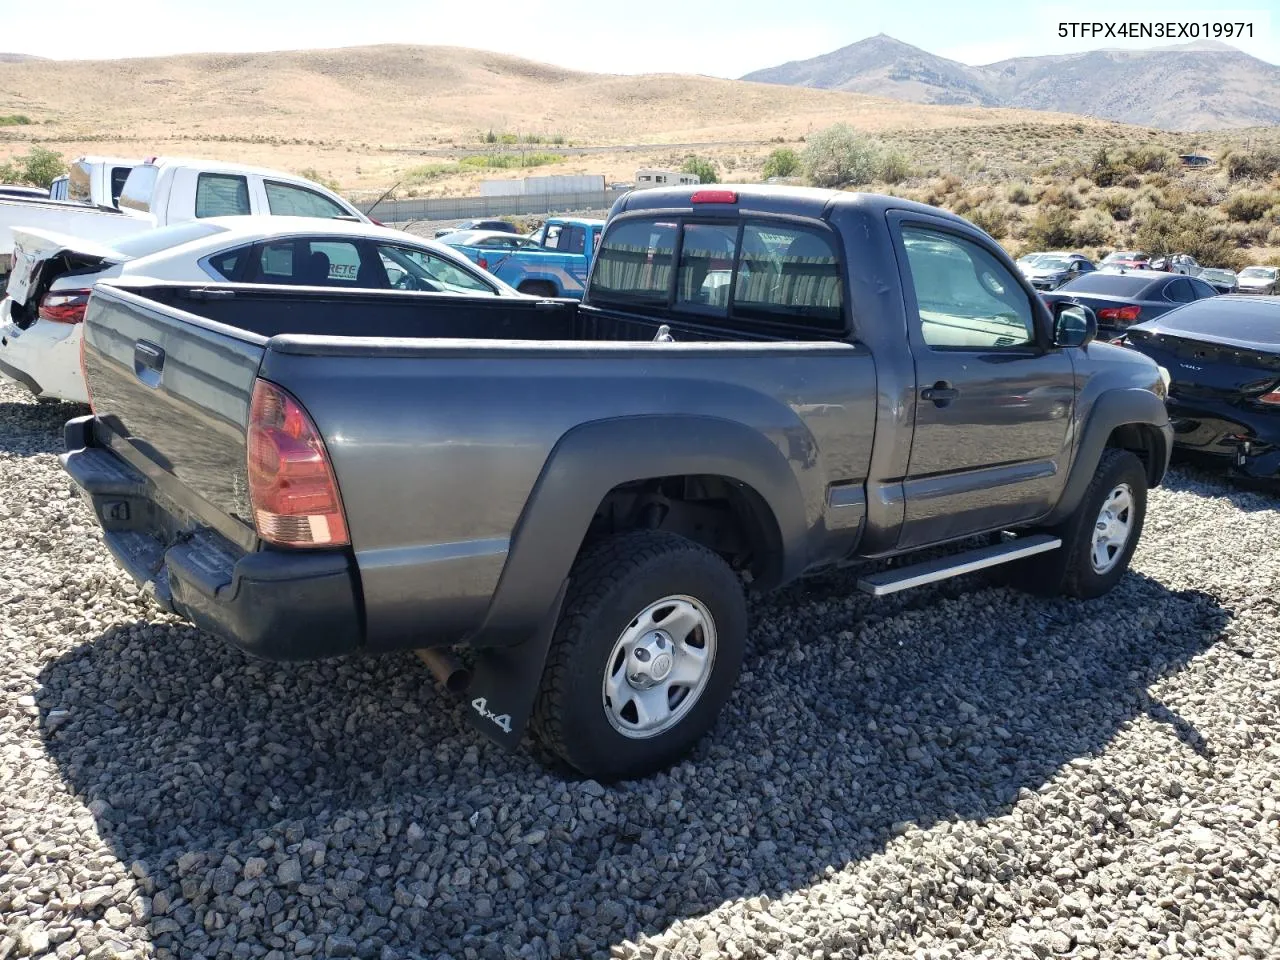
(531, 531, 747, 782)
(517, 281, 558, 298)
(1004, 448, 1148, 599)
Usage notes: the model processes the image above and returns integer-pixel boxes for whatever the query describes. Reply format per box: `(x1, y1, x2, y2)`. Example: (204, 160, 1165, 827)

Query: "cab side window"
(901, 227, 1036, 349)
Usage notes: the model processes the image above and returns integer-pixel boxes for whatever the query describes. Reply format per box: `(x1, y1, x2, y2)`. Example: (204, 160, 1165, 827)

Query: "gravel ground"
(1, 377, 1278, 960)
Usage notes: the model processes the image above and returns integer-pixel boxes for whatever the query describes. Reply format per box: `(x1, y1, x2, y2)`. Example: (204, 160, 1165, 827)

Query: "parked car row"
(1, 156, 371, 287)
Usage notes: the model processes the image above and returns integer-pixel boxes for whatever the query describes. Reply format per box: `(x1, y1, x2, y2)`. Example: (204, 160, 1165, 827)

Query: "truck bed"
(76, 280, 869, 656)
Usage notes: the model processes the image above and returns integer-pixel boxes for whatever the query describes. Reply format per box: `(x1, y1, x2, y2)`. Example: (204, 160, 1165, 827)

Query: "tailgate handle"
(134, 340, 165, 387)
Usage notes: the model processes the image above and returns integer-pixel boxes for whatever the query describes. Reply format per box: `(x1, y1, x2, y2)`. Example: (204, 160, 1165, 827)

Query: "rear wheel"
(531, 531, 747, 781)
(1004, 448, 1147, 599)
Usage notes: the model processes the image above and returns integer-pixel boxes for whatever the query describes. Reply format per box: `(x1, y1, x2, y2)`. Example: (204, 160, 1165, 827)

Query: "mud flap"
(462, 578, 569, 751)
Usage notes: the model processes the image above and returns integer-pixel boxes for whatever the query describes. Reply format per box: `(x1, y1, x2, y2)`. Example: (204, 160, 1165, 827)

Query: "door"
(892, 217, 1076, 548)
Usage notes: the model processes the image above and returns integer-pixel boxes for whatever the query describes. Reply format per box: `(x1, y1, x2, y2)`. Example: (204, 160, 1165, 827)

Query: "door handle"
(921, 381, 959, 406)
(134, 340, 165, 388)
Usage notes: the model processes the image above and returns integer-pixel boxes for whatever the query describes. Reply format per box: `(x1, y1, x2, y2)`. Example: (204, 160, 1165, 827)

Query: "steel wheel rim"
(1091, 483, 1134, 574)
(602, 594, 717, 739)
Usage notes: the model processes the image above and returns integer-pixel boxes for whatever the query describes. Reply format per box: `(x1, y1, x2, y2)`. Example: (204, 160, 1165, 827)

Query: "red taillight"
(1098, 305, 1141, 323)
(690, 190, 738, 204)
(246, 379, 349, 548)
(478, 257, 489, 270)
(39, 289, 91, 324)
(1109, 337, 1128, 346)
(1258, 387, 1280, 406)
(370, 217, 384, 227)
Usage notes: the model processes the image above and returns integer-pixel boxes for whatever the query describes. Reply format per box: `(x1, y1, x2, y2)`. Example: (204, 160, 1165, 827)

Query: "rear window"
(1060, 274, 1156, 297)
(592, 219, 677, 304)
(110, 167, 131, 205)
(118, 165, 159, 213)
(111, 220, 229, 259)
(592, 217, 844, 331)
(196, 173, 251, 218)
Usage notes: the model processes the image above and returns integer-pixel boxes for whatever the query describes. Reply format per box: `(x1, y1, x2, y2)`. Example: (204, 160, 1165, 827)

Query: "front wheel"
(531, 531, 747, 781)
(1004, 448, 1148, 599)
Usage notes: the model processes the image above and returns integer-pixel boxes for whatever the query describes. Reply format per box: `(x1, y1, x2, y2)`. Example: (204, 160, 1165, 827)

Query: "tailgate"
(80, 282, 267, 547)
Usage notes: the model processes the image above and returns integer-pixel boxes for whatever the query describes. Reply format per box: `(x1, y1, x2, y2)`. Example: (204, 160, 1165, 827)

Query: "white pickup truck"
(1, 157, 367, 283)
(47, 155, 139, 206)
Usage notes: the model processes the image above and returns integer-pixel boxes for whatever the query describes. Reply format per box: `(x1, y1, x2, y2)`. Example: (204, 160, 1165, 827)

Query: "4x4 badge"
(471, 697, 512, 734)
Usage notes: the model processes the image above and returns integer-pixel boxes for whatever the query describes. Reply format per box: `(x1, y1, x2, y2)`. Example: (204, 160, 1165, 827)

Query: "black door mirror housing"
(1052, 302, 1097, 348)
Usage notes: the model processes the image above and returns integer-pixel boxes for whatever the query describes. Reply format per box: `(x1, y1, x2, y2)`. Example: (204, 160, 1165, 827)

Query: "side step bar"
(857, 533, 1061, 597)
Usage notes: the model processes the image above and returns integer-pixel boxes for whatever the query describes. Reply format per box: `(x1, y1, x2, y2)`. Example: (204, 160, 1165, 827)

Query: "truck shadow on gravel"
(0, 399, 88, 456)
(35, 570, 1227, 959)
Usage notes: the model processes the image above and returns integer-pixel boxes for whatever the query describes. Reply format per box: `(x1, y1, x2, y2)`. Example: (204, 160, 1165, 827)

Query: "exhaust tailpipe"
(416, 648, 471, 695)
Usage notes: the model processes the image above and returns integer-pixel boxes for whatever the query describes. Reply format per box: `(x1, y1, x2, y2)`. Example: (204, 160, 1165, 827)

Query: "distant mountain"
(0, 53, 48, 63)
(742, 35, 1280, 130)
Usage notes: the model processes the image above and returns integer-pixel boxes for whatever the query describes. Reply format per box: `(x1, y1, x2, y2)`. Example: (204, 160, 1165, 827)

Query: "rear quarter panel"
(258, 340, 876, 651)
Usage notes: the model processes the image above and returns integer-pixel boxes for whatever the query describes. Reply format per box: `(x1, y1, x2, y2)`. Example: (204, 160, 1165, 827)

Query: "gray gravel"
(1, 376, 1278, 960)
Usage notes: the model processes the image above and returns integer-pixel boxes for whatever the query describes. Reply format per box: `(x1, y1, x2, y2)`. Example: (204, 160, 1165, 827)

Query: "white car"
(0, 216, 522, 403)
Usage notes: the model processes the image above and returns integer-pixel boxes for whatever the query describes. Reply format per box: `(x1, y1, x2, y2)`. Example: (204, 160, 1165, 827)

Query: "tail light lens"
(1098, 305, 1141, 323)
(1258, 387, 1280, 406)
(247, 379, 349, 548)
(478, 257, 489, 270)
(1109, 336, 1128, 346)
(690, 189, 738, 204)
(370, 217, 384, 227)
(39, 289, 91, 324)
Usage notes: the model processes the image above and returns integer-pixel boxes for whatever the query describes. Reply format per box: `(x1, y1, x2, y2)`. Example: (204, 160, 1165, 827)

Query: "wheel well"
(517, 280, 558, 296)
(1106, 423, 1165, 485)
(584, 476, 784, 587)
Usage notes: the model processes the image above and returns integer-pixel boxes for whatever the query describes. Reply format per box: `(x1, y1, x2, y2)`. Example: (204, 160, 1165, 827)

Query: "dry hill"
(0, 44, 1106, 190)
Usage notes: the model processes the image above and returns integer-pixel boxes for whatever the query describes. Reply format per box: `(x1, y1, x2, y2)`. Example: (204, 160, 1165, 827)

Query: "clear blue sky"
(6, 0, 1276, 71)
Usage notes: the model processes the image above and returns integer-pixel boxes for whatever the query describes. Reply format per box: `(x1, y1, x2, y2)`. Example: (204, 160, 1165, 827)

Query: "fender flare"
(470, 414, 812, 650)
(1044, 388, 1172, 525)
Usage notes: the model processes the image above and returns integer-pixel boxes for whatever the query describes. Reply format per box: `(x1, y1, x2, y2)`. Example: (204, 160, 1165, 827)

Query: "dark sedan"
(1043, 271, 1219, 337)
(1116, 295, 1280, 480)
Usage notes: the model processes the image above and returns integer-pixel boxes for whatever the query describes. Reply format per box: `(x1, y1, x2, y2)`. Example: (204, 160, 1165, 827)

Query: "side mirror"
(1053, 302, 1097, 348)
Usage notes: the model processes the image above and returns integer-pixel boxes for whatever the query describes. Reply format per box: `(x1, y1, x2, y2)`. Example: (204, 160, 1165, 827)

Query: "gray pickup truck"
(62, 186, 1174, 781)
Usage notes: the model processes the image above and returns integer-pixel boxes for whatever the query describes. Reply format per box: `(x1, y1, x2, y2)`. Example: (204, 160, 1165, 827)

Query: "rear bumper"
(0, 312, 90, 403)
(60, 415, 365, 660)
(1168, 396, 1280, 480)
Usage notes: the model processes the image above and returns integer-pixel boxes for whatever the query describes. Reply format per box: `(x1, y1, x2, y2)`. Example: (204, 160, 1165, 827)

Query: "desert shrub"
(0, 114, 32, 126)
(405, 163, 460, 182)
(878, 148, 912, 184)
(1006, 182, 1032, 205)
(802, 124, 909, 188)
(967, 204, 1009, 238)
(1122, 145, 1175, 173)
(1135, 208, 1247, 270)
(1072, 209, 1112, 246)
(0, 147, 65, 188)
(1223, 190, 1277, 223)
(1073, 176, 1094, 195)
(804, 125, 882, 188)
(681, 155, 720, 184)
(1225, 145, 1280, 182)
(761, 147, 800, 179)
(1121, 173, 1141, 188)
(297, 167, 340, 191)
(458, 152, 562, 169)
(1268, 226, 1280, 247)
(1097, 190, 1134, 221)
(1037, 184, 1081, 210)
(1024, 208, 1078, 249)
